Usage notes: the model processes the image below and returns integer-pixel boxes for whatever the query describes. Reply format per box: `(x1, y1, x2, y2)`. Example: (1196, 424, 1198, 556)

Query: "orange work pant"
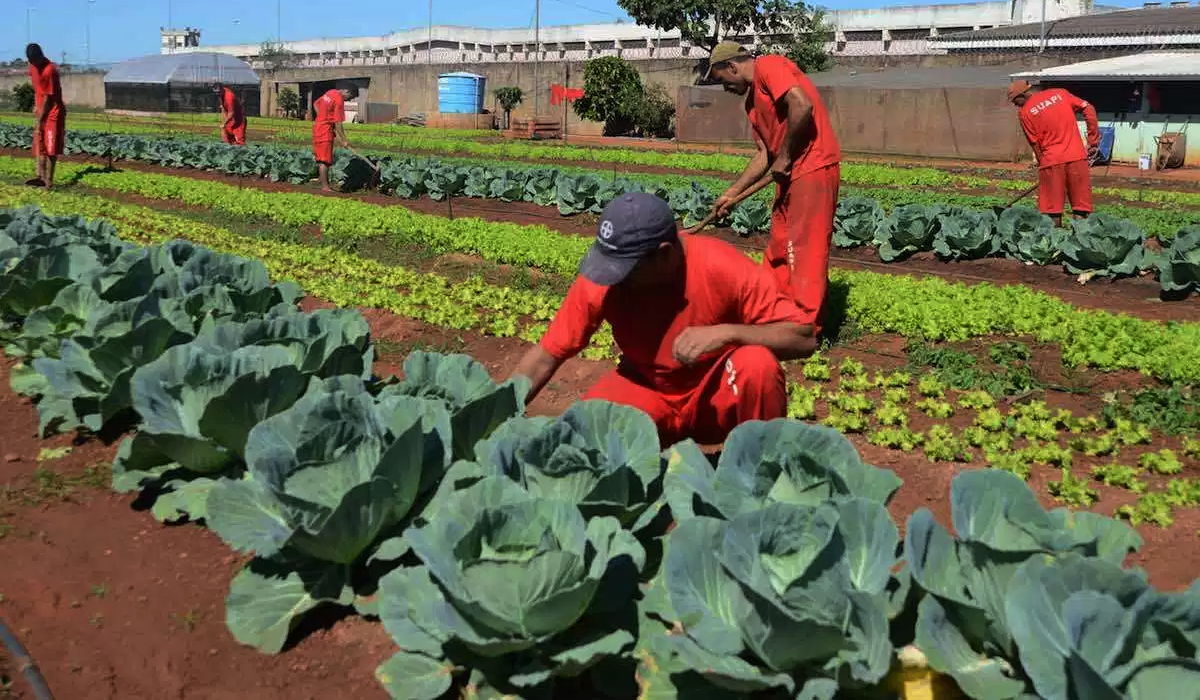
(1038, 159, 1093, 215)
(582, 345, 787, 446)
(765, 163, 840, 334)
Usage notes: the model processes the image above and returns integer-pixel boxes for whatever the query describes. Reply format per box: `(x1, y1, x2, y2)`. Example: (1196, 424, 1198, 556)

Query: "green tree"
(772, 6, 833, 73)
(615, 0, 803, 52)
(493, 86, 523, 129)
(12, 82, 35, 113)
(573, 56, 644, 136)
(258, 40, 298, 72)
(631, 82, 676, 138)
(277, 86, 301, 118)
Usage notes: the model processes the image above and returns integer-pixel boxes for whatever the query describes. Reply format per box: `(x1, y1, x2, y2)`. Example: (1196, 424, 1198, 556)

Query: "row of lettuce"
(1, 122, 1196, 243)
(4, 206, 1199, 700)
(4, 174, 1200, 385)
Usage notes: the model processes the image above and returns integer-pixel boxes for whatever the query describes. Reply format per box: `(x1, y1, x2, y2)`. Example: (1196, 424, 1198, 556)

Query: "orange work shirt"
(220, 86, 244, 127)
(1018, 88, 1100, 169)
(28, 60, 65, 121)
(746, 54, 840, 179)
(540, 235, 808, 396)
(312, 89, 345, 143)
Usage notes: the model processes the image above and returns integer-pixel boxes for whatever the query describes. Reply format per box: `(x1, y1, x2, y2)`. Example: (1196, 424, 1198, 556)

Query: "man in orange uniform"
(311, 84, 358, 192)
(510, 193, 817, 445)
(706, 41, 841, 334)
(214, 82, 247, 145)
(25, 43, 66, 191)
(1008, 80, 1100, 227)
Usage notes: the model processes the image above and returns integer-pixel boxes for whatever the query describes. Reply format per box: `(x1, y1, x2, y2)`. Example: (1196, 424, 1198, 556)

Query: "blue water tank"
(437, 72, 486, 114)
(1095, 126, 1116, 165)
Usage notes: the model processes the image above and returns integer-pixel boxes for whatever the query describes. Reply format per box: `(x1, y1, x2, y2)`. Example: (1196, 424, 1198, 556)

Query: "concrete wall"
(265, 58, 698, 136)
(0, 71, 106, 109)
(678, 83, 1028, 161)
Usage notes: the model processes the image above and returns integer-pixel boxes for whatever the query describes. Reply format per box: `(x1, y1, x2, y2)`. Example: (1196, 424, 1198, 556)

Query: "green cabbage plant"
(428, 400, 666, 536)
(1061, 214, 1146, 278)
(877, 204, 937, 262)
(1156, 225, 1200, 294)
(998, 206, 1066, 265)
(933, 206, 1000, 261)
(905, 469, 1144, 700)
(375, 476, 645, 699)
(205, 376, 454, 654)
(664, 420, 902, 519)
(638, 499, 899, 698)
(1007, 553, 1200, 700)
(730, 198, 771, 236)
(833, 196, 884, 248)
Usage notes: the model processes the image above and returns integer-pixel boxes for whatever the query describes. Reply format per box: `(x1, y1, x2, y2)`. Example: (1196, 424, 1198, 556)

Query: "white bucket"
(1138, 153, 1152, 170)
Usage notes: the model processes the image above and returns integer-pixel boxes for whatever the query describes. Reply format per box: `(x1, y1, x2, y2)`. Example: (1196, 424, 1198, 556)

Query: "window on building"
(1042, 81, 1141, 114)
(1148, 82, 1200, 114)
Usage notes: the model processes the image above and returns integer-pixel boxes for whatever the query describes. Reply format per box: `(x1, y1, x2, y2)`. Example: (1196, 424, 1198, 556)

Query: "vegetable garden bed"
(4, 150, 1196, 325)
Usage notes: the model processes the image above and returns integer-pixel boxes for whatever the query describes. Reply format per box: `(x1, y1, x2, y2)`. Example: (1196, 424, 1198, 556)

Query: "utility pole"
(167, 0, 173, 52)
(1039, 0, 1047, 54)
(533, 0, 540, 118)
(26, 7, 34, 45)
(427, 0, 433, 112)
(86, 0, 95, 67)
(277, 0, 282, 42)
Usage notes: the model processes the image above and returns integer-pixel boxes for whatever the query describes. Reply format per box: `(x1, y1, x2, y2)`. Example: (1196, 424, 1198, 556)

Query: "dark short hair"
(25, 43, 44, 62)
(341, 85, 360, 98)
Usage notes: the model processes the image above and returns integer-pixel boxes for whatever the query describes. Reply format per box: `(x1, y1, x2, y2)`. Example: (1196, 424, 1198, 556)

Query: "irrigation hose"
(0, 617, 55, 700)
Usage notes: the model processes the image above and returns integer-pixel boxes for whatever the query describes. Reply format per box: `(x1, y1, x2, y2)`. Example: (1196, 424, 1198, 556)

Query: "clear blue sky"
(3, 0, 1148, 66)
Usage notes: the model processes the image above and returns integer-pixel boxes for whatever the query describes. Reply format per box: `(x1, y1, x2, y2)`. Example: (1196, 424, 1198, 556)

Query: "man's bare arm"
(714, 133, 769, 218)
(510, 345, 565, 405)
(773, 87, 814, 176)
(725, 322, 816, 361)
(335, 123, 349, 147)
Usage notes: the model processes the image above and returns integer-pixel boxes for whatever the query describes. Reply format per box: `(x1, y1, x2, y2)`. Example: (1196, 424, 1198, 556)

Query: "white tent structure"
(104, 52, 260, 114)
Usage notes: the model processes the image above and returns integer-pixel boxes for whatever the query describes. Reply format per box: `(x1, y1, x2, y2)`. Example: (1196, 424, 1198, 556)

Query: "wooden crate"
(506, 117, 562, 140)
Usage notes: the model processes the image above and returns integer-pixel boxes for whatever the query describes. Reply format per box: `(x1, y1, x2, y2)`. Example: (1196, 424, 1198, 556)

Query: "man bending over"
(510, 193, 817, 445)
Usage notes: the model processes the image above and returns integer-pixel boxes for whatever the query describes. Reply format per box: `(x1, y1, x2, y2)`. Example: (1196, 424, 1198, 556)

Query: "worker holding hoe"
(25, 43, 66, 191)
(1008, 80, 1101, 227)
(510, 193, 817, 445)
(311, 84, 358, 192)
(214, 82, 247, 146)
(705, 41, 842, 335)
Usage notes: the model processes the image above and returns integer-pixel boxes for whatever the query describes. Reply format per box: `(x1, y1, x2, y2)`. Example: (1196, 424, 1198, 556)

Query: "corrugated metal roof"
(104, 52, 259, 85)
(1011, 51, 1200, 80)
(937, 5, 1200, 41)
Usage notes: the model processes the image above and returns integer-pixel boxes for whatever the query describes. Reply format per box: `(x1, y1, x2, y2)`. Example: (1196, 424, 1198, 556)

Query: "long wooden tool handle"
(347, 145, 381, 172)
(683, 174, 776, 234)
(1005, 182, 1039, 208)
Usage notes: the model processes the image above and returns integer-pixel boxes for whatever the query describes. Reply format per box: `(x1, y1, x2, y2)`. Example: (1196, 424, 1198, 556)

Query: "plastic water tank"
(437, 72, 486, 114)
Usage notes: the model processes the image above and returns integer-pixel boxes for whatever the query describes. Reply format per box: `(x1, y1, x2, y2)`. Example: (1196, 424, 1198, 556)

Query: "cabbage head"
(375, 476, 645, 699)
(205, 376, 452, 654)
(429, 400, 665, 534)
(998, 206, 1066, 265)
(877, 204, 937, 261)
(833, 196, 884, 248)
(1006, 553, 1200, 700)
(664, 420, 901, 520)
(730, 198, 771, 236)
(1156, 225, 1200, 294)
(1061, 214, 1146, 277)
(638, 500, 898, 699)
(905, 469, 1144, 700)
(933, 206, 1000, 261)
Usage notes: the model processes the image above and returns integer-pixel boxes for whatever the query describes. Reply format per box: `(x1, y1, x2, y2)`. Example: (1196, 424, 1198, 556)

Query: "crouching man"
(510, 193, 817, 445)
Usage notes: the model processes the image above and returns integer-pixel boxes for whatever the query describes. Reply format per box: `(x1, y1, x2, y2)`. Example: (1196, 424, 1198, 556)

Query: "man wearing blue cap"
(511, 193, 817, 445)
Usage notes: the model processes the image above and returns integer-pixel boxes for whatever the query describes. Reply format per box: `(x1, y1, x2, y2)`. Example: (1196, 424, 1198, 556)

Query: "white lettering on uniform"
(725, 358, 739, 397)
(1028, 94, 1061, 117)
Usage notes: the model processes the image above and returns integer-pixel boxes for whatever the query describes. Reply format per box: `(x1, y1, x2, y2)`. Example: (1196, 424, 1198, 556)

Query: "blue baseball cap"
(579, 193, 678, 286)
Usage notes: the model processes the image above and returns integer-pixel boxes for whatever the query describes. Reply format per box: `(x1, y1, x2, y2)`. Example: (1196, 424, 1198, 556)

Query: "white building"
(163, 0, 1106, 67)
